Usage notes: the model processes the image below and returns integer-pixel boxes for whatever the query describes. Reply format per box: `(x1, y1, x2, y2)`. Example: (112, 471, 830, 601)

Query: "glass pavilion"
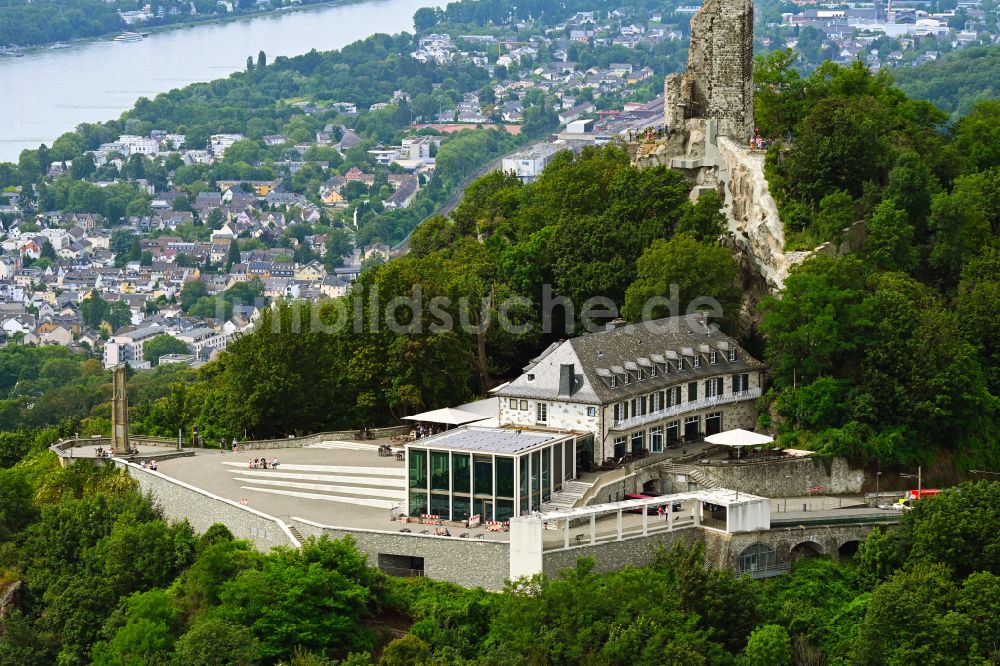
(406, 426, 579, 523)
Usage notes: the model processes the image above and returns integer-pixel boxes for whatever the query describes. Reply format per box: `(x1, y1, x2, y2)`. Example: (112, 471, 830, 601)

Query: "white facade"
(117, 135, 159, 156)
(209, 134, 244, 158)
(103, 324, 165, 368)
(501, 145, 564, 183)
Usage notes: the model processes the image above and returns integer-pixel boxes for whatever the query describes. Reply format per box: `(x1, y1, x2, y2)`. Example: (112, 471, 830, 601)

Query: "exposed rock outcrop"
(716, 137, 809, 290)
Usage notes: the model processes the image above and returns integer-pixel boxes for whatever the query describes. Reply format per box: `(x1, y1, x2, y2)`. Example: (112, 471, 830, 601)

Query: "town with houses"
(1, 0, 997, 372)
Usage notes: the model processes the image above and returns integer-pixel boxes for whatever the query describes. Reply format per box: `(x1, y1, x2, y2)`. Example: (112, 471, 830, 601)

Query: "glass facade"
(452, 453, 470, 493)
(430, 452, 449, 492)
(407, 434, 577, 522)
(531, 451, 541, 509)
(474, 456, 493, 497)
(496, 457, 514, 498)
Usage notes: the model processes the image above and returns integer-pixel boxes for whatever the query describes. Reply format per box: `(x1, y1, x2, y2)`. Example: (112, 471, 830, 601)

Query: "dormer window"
(527, 373, 535, 381)
(610, 375, 618, 389)
(728, 349, 737, 362)
(623, 372, 631, 385)
(693, 356, 700, 368)
(637, 369, 645, 381)
(709, 351, 717, 365)
(650, 365, 658, 377)
(677, 359, 684, 371)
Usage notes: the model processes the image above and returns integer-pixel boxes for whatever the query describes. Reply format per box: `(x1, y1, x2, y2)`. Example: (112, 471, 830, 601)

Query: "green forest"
(748, 56, 999, 470)
(893, 45, 1000, 117)
(1, 435, 997, 664)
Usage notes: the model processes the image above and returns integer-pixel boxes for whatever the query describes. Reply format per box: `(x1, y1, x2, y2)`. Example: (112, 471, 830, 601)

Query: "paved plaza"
(152, 440, 407, 529)
(149, 440, 507, 541)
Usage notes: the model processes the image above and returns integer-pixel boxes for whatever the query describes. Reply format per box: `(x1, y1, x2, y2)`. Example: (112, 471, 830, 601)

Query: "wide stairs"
(541, 480, 594, 511)
(660, 462, 718, 489)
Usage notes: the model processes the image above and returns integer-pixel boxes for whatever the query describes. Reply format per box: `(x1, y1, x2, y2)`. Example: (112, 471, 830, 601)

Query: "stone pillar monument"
(110, 365, 130, 455)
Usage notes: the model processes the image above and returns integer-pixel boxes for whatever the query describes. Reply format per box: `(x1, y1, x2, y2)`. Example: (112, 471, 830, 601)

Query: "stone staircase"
(287, 524, 305, 544)
(660, 462, 718, 490)
(541, 480, 594, 511)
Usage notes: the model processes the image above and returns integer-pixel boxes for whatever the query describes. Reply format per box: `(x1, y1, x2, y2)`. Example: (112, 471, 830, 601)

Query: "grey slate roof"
(495, 314, 764, 405)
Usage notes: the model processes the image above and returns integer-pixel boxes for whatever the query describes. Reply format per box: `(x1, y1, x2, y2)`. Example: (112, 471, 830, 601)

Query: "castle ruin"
(632, 0, 806, 293)
(664, 0, 755, 144)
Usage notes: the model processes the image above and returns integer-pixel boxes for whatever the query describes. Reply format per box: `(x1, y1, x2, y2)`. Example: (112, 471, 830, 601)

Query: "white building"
(209, 134, 244, 159)
(171, 326, 228, 357)
(103, 323, 165, 368)
(502, 144, 565, 183)
(117, 135, 159, 156)
(494, 314, 765, 468)
(400, 135, 435, 161)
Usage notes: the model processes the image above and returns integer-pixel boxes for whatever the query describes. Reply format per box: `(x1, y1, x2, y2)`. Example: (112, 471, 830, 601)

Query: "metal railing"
(611, 388, 762, 431)
(379, 566, 425, 578)
(738, 562, 792, 579)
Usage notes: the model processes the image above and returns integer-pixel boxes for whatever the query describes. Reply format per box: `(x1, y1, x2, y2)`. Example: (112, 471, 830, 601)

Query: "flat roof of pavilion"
(406, 425, 575, 454)
(535, 488, 769, 521)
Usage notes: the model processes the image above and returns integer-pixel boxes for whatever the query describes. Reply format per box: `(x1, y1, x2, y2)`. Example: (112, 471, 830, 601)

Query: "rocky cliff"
(716, 136, 809, 291)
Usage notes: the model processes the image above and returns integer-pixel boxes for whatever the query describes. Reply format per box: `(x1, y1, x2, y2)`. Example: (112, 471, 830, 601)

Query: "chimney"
(559, 363, 575, 396)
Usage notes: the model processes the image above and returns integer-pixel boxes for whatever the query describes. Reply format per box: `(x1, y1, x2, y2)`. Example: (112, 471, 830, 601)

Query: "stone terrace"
(152, 440, 508, 540)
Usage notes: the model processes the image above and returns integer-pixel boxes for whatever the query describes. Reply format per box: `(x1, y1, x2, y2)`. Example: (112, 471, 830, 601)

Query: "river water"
(0, 0, 432, 163)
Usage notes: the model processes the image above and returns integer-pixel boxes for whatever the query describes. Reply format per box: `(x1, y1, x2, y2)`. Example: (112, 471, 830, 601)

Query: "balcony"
(610, 388, 762, 432)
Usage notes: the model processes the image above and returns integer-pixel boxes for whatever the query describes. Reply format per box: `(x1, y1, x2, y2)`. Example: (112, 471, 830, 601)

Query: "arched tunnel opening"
(838, 540, 861, 560)
(789, 541, 823, 560)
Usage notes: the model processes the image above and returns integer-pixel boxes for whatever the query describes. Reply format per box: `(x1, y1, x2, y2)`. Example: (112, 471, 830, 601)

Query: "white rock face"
(716, 136, 809, 291)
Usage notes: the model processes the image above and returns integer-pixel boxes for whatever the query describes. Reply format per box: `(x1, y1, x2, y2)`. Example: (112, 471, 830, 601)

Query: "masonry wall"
(694, 456, 865, 496)
(703, 522, 890, 569)
(542, 529, 699, 576)
(120, 461, 298, 551)
(292, 518, 511, 591)
(498, 397, 600, 436)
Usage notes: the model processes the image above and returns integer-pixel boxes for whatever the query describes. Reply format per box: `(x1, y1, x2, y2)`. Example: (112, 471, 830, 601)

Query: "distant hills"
(893, 45, 999, 117)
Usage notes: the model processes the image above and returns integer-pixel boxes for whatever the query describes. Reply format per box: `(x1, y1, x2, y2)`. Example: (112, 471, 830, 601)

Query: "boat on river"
(113, 32, 143, 43)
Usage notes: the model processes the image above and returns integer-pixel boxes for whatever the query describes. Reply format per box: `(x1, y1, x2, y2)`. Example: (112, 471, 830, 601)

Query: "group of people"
(139, 459, 158, 471)
(248, 457, 279, 469)
(412, 424, 442, 440)
(217, 437, 242, 453)
(628, 125, 672, 143)
(94, 444, 138, 457)
(750, 128, 771, 151)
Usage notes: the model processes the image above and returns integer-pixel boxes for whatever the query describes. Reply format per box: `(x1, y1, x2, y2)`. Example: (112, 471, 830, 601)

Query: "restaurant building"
(406, 427, 579, 522)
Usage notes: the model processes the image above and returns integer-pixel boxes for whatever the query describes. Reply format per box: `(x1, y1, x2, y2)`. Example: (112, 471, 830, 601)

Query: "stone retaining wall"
(234, 425, 414, 450)
(542, 529, 698, 576)
(291, 517, 510, 591)
(694, 456, 864, 496)
(118, 460, 299, 551)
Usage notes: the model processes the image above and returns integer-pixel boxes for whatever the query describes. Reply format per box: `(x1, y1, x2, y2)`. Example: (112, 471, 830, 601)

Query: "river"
(0, 0, 433, 163)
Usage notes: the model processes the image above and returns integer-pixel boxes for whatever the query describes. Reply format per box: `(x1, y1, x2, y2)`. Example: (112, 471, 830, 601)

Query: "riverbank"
(0, 0, 430, 161)
(3, 0, 400, 54)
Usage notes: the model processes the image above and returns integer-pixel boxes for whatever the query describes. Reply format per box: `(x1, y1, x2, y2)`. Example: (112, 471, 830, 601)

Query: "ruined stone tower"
(665, 0, 754, 143)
